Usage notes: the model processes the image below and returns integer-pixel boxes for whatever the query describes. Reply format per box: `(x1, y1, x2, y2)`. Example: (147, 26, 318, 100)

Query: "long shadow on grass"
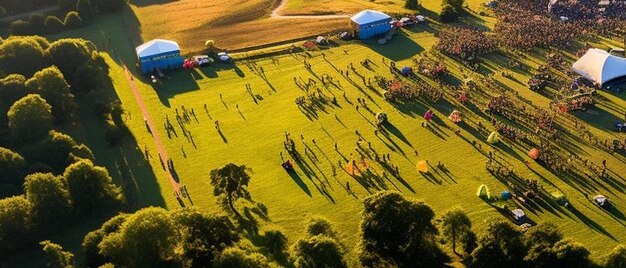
(365, 32, 424, 62)
(75, 96, 166, 209)
(286, 170, 311, 196)
(569, 205, 617, 241)
(383, 122, 413, 148)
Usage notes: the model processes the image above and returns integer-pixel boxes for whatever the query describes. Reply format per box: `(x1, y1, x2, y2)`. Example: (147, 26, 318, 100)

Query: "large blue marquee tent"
(350, 10, 392, 40)
(136, 39, 184, 74)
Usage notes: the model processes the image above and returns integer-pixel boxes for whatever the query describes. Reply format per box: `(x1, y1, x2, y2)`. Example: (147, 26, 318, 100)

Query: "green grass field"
(21, 2, 626, 266)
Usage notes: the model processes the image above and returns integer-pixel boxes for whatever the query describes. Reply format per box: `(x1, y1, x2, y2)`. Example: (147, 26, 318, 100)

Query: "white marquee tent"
(136, 39, 181, 58)
(572, 48, 626, 87)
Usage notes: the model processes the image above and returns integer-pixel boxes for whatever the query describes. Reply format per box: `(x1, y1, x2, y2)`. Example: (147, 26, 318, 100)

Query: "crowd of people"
(436, 27, 498, 58)
(491, 118, 527, 141)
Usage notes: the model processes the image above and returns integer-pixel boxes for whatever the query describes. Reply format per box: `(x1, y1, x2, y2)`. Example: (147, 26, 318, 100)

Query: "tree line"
(38, 163, 626, 267)
(2, 0, 127, 36)
(0, 35, 129, 259)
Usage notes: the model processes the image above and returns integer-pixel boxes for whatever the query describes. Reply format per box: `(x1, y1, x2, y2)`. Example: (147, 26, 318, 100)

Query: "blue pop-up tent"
(501, 190, 512, 200)
(136, 39, 184, 74)
(351, 10, 392, 39)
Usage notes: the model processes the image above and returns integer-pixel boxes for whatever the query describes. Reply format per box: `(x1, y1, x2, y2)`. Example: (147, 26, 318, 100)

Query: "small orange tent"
(416, 160, 428, 173)
(528, 148, 540, 160)
(345, 160, 363, 176)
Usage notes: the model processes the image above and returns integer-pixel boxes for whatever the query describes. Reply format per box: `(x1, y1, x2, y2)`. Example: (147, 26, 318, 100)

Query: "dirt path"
(123, 67, 181, 194)
(270, 0, 349, 19)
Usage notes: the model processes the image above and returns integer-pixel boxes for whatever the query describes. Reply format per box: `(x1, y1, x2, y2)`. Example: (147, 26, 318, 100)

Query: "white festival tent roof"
(350, 10, 391, 25)
(572, 48, 626, 87)
(136, 39, 181, 58)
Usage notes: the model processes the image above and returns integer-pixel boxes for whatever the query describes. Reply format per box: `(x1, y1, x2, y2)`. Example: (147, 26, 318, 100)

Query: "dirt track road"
(270, 0, 350, 19)
(123, 67, 181, 194)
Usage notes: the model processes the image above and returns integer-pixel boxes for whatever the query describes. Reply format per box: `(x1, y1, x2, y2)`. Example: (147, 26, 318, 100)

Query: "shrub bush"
(440, 5, 459, 23)
(64, 12, 83, 29)
(9, 20, 31, 35)
(44, 16, 65, 34)
(92, 0, 128, 13)
(405, 0, 419, 10)
(28, 13, 46, 31)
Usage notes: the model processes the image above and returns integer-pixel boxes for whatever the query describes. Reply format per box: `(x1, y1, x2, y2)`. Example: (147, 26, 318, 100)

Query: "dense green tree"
(170, 208, 238, 267)
(29, 13, 46, 32)
(24, 173, 71, 227)
(214, 247, 272, 268)
(460, 229, 478, 254)
(9, 20, 32, 35)
(441, 208, 472, 254)
(0, 195, 33, 255)
(21, 130, 79, 173)
(444, 0, 464, 12)
(26, 66, 76, 122)
(291, 235, 347, 268)
(40, 240, 75, 268)
(63, 159, 123, 215)
(91, 0, 128, 13)
(7, 94, 53, 142)
(551, 239, 593, 268)
(68, 144, 95, 163)
(440, 4, 458, 23)
(0, 147, 27, 188)
(523, 222, 564, 268)
(209, 163, 252, 217)
(44, 16, 65, 34)
(2, 0, 63, 15)
(468, 219, 525, 268)
(0, 37, 48, 76)
(305, 216, 337, 238)
(82, 214, 129, 267)
(45, 38, 109, 94)
(99, 207, 179, 267)
(359, 191, 447, 267)
(604, 244, 626, 268)
(76, 0, 96, 21)
(64, 12, 83, 29)
(0, 74, 27, 104)
(264, 229, 288, 257)
(405, 0, 419, 9)
(523, 222, 563, 248)
(0, 74, 27, 128)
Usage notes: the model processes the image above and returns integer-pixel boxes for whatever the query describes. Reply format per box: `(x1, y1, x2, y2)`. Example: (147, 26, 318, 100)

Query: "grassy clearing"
(11, 2, 626, 266)
(103, 25, 626, 266)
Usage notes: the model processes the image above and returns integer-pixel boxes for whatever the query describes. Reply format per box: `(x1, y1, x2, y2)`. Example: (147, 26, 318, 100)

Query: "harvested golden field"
(281, 0, 410, 15)
(128, 0, 353, 52)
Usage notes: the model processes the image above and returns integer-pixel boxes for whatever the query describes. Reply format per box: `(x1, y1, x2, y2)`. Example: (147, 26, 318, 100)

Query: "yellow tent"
(487, 132, 500, 144)
(416, 160, 428, 173)
(477, 184, 490, 199)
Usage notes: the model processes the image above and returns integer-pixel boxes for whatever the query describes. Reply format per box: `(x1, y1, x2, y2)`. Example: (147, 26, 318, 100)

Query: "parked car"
(193, 55, 214, 66)
(217, 52, 231, 62)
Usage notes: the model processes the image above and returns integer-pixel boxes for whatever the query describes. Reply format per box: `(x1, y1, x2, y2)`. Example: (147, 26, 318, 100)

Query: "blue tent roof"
(136, 39, 180, 58)
(351, 10, 391, 25)
(501, 190, 512, 200)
